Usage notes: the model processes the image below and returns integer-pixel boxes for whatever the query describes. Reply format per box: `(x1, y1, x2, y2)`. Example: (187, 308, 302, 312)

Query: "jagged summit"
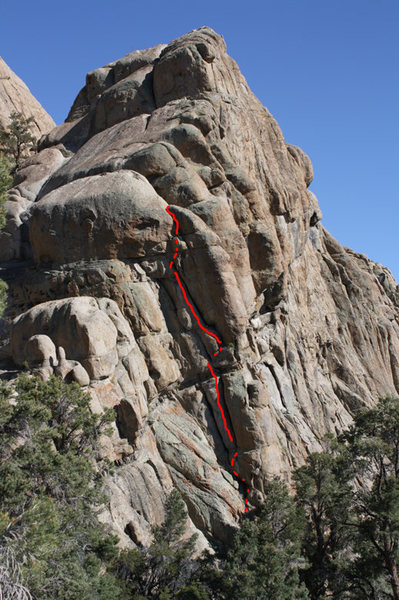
(1, 27, 398, 547)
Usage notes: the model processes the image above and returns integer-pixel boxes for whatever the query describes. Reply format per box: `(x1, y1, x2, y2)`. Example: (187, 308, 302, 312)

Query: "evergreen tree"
(0, 153, 11, 228)
(294, 398, 399, 599)
(205, 480, 309, 600)
(0, 374, 121, 600)
(2, 363, 399, 600)
(0, 112, 36, 172)
(293, 447, 352, 599)
(0, 153, 11, 316)
(342, 397, 399, 600)
(116, 489, 206, 599)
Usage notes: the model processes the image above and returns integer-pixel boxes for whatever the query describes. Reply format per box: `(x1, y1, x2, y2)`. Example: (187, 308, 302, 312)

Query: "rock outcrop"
(0, 57, 56, 264)
(1, 27, 399, 548)
(0, 57, 55, 137)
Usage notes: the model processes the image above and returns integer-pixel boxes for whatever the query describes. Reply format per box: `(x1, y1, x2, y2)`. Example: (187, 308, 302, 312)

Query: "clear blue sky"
(2, 0, 398, 279)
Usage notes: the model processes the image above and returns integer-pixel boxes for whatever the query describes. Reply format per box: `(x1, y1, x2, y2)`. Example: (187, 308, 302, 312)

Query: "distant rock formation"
(1, 27, 399, 549)
(0, 57, 55, 138)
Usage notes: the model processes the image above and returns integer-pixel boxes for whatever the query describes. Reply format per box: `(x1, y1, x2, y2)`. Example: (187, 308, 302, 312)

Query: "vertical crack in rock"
(1, 26, 399, 548)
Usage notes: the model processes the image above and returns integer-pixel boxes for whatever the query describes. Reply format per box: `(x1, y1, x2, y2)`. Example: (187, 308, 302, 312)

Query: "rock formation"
(1, 27, 399, 548)
(0, 57, 55, 137)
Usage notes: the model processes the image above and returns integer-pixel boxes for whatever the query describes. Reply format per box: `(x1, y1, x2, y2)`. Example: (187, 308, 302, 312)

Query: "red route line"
(207, 362, 234, 443)
(165, 205, 249, 513)
(166, 206, 179, 235)
(174, 271, 222, 347)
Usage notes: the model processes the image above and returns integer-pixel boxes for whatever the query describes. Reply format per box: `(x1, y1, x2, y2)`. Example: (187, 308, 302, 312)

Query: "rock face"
(0, 58, 56, 263)
(0, 57, 55, 137)
(1, 27, 399, 547)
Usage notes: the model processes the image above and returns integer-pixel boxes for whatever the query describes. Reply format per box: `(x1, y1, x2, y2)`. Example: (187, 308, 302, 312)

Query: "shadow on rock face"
(2, 26, 399, 550)
(30, 171, 171, 264)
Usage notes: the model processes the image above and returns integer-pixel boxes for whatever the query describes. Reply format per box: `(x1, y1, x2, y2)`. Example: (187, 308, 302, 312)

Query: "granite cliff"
(0, 57, 55, 137)
(1, 27, 399, 548)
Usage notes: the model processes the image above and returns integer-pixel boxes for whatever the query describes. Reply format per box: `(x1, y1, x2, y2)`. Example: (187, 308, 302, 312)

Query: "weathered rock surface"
(1, 28, 399, 548)
(0, 58, 57, 263)
(0, 57, 55, 137)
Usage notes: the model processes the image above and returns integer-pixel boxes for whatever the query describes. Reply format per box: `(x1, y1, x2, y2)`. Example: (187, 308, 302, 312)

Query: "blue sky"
(2, 0, 398, 279)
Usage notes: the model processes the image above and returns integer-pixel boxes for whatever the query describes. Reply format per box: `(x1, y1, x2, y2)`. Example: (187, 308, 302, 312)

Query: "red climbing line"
(207, 362, 233, 443)
(165, 205, 250, 513)
(174, 271, 223, 346)
(166, 206, 222, 347)
(166, 206, 179, 235)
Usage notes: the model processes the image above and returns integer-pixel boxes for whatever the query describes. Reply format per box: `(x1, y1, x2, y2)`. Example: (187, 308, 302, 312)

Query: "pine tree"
(0, 111, 36, 172)
(0, 153, 11, 227)
(205, 480, 309, 600)
(342, 397, 399, 600)
(116, 489, 205, 599)
(293, 398, 399, 599)
(0, 374, 121, 600)
(0, 153, 11, 316)
(293, 446, 352, 599)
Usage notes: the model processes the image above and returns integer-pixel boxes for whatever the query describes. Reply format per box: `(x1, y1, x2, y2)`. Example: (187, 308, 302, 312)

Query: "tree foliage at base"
(343, 397, 399, 600)
(295, 397, 399, 600)
(116, 489, 206, 599)
(2, 373, 399, 599)
(0, 374, 121, 600)
(203, 481, 309, 600)
(293, 445, 353, 598)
